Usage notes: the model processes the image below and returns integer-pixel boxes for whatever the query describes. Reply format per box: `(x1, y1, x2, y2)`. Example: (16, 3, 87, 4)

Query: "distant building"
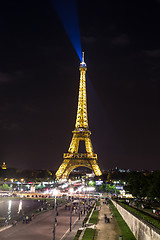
(2, 162, 7, 170)
(110, 166, 130, 173)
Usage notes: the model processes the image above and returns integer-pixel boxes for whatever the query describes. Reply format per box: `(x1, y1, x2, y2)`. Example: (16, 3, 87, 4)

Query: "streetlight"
(21, 178, 24, 191)
(78, 192, 80, 220)
(69, 188, 74, 232)
(53, 188, 58, 240)
(83, 187, 86, 215)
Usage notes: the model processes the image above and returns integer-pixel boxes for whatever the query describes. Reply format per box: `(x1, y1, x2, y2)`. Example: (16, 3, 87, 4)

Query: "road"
(0, 205, 79, 240)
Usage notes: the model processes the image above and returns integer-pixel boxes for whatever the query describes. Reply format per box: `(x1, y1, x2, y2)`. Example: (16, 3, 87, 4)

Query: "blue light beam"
(52, 0, 82, 61)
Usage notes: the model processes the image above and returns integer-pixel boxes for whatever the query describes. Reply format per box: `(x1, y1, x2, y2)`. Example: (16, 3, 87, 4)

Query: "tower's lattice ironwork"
(56, 53, 102, 180)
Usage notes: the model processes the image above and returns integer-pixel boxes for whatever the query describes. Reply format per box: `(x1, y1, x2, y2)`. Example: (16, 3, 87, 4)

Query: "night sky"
(0, 0, 160, 171)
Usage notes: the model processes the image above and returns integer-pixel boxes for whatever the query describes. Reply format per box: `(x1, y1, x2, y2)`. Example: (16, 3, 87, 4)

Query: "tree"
(0, 183, 11, 191)
(98, 183, 106, 192)
(97, 183, 119, 194)
(124, 172, 149, 199)
(148, 171, 160, 200)
(88, 180, 95, 187)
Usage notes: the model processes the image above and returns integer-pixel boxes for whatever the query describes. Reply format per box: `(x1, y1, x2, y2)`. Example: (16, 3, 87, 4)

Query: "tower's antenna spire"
(80, 52, 86, 68)
(82, 52, 84, 63)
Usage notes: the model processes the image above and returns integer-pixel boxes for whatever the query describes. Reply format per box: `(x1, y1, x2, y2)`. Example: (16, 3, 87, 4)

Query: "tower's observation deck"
(55, 53, 102, 179)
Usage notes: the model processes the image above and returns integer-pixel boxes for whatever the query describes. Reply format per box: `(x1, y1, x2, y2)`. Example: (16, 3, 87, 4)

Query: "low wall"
(112, 200, 160, 240)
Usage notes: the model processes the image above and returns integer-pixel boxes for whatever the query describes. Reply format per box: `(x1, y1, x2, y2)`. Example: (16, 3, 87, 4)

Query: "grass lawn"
(89, 210, 99, 225)
(96, 201, 100, 206)
(73, 229, 83, 240)
(82, 228, 96, 240)
(142, 208, 153, 214)
(110, 201, 136, 240)
(83, 203, 95, 226)
(119, 202, 160, 230)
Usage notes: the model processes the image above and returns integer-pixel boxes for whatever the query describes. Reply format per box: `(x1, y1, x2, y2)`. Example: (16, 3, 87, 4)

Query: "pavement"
(0, 205, 81, 240)
(0, 225, 12, 233)
(60, 214, 86, 240)
(96, 200, 121, 240)
(0, 199, 121, 240)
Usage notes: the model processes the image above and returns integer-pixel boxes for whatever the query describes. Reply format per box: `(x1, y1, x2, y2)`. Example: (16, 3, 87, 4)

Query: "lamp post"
(69, 188, 74, 232)
(83, 187, 86, 215)
(53, 188, 58, 240)
(21, 178, 24, 192)
(78, 192, 80, 220)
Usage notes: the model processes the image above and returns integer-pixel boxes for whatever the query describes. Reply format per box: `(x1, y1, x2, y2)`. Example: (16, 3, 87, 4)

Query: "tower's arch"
(59, 161, 93, 179)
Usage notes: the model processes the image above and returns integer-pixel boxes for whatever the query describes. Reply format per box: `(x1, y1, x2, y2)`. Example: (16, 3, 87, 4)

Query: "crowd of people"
(64, 201, 92, 216)
(22, 213, 35, 224)
(4, 213, 35, 227)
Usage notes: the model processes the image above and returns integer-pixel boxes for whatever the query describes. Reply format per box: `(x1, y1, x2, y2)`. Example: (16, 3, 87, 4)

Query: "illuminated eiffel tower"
(56, 53, 102, 180)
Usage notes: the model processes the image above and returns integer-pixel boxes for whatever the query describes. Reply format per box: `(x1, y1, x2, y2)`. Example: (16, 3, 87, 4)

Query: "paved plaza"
(96, 200, 121, 240)
(0, 205, 81, 240)
(0, 199, 122, 240)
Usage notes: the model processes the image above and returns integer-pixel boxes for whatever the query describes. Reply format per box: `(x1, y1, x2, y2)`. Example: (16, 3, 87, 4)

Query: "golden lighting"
(2, 162, 7, 170)
(56, 53, 102, 180)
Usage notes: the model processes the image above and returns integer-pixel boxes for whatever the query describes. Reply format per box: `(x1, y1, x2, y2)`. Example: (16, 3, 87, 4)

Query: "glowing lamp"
(53, 188, 58, 196)
(69, 188, 74, 194)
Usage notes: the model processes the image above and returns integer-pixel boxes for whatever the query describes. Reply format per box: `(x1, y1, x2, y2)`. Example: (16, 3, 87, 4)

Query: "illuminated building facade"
(2, 162, 7, 170)
(56, 53, 102, 180)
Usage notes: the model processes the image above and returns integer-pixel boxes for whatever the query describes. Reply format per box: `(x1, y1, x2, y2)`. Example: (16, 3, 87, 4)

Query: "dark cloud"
(3, 122, 20, 131)
(0, 72, 11, 83)
(144, 49, 160, 57)
(108, 23, 117, 31)
(23, 104, 36, 113)
(111, 34, 130, 46)
(82, 36, 96, 44)
(0, 118, 20, 131)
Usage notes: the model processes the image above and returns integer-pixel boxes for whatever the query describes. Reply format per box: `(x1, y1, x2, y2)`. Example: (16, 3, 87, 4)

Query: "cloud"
(108, 23, 117, 31)
(0, 119, 20, 131)
(0, 72, 11, 83)
(4, 123, 20, 130)
(82, 36, 96, 44)
(23, 104, 37, 113)
(111, 34, 130, 46)
(144, 49, 160, 57)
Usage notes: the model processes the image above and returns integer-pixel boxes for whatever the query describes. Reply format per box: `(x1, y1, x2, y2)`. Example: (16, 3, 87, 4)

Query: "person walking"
(26, 216, 29, 224)
(22, 216, 26, 224)
(104, 214, 108, 223)
(5, 219, 8, 226)
(12, 220, 17, 226)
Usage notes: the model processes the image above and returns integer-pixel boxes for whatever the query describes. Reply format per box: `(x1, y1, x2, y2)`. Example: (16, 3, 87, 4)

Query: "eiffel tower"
(56, 53, 102, 180)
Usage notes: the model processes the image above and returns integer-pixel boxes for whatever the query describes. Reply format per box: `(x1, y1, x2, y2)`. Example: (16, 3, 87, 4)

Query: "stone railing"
(112, 200, 160, 240)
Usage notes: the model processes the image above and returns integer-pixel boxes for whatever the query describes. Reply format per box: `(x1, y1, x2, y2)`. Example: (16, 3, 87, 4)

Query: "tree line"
(124, 171, 160, 200)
